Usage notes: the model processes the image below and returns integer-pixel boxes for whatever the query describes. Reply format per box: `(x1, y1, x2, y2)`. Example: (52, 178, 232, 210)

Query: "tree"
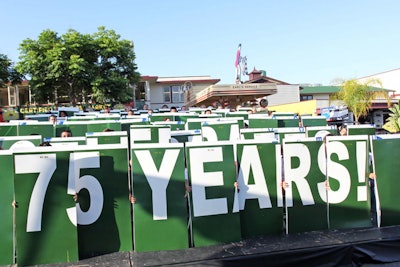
(0, 54, 23, 88)
(16, 27, 140, 105)
(383, 101, 400, 133)
(331, 79, 390, 124)
(91, 26, 140, 104)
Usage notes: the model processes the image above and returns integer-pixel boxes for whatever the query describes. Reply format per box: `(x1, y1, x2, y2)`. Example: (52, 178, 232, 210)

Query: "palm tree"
(383, 101, 400, 133)
(331, 79, 390, 124)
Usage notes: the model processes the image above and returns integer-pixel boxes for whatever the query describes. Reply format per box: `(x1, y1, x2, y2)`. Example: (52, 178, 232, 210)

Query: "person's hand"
(73, 194, 78, 202)
(369, 173, 376, 179)
(325, 180, 330, 190)
(129, 194, 136, 204)
(234, 181, 240, 193)
(281, 181, 289, 190)
(185, 184, 192, 193)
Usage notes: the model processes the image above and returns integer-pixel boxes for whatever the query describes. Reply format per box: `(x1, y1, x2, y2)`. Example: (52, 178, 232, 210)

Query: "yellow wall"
(268, 100, 317, 115)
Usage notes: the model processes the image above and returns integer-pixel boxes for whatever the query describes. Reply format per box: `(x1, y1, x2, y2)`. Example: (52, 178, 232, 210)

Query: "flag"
(235, 44, 241, 68)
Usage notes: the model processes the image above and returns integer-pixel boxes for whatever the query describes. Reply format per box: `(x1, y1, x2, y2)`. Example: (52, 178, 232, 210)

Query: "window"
(8, 87, 16, 106)
(300, 95, 313, 101)
(163, 85, 184, 103)
(163, 86, 171, 102)
(172, 85, 184, 103)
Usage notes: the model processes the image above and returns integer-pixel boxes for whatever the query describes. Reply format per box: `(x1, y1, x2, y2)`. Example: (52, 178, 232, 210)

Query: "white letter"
(284, 143, 314, 207)
(134, 149, 180, 220)
(327, 141, 351, 204)
(189, 147, 228, 217)
(235, 145, 271, 211)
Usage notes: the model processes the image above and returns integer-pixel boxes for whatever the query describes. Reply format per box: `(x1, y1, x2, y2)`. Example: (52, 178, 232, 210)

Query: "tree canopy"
(16, 26, 140, 105)
(331, 79, 389, 124)
(0, 54, 23, 88)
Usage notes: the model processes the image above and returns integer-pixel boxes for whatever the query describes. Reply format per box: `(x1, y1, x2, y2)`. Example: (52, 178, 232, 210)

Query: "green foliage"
(383, 101, 400, 133)
(331, 79, 389, 124)
(0, 54, 23, 87)
(16, 27, 140, 105)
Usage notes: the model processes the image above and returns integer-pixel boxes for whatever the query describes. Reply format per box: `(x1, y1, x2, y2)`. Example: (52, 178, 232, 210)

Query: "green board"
(201, 121, 240, 141)
(0, 150, 15, 265)
(236, 140, 283, 237)
(17, 121, 54, 139)
(370, 135, 400, 226)
(326, 135, 372, 229)
(131, 143, 188, 251)
(186, 141, 242, 247)
(283, 138, 329, 233)
(0, 135, 42, 149)
(0, 123, 18, 137)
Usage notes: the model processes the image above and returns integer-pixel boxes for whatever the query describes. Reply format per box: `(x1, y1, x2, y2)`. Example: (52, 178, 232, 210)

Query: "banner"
(170, 130, 202, 144)
(14, 148, 79, 266)
(0, 123, 18, 136)
(0, 136, 42, 149)
(131, 143, 188, 251)
(236, 140, 283, 238)
(0, 150, 15, 265)
(186, 141, 241, 247)
(301, 116, 327, 127)
(306, 126, 337, 138)
(75, 145, 132, 259)
(17, 121, 54, 139)
(55, 120, 121, 137)
(13, 144, 132, 265)
(85, 131, 128, 145)
(370, 134, 400, 226)
(201, 121, 240, 141)
(326, 135, 372, 229)
(276, 127, 306, 142)
(240, 128, 275, 141)
(347, 125, 376, 136)
(283, 138, 329, 233)
(130, 125, 171, 145)
(248, 117, 278, 128)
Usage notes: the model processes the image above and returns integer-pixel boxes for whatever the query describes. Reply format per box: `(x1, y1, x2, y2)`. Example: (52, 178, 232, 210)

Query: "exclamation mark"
(357, 141, 367, 201)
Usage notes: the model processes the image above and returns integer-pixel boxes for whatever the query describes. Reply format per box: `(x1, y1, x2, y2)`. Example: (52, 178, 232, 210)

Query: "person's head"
(180, 105, 187, 111)
(103, 128, 114, 132)
(143, 104, 149, 110)
(127, 110, 134, 116)
(148, 109, 153, 115)
(339, 125, 347, 136)
(161, 104, 168, 109)
(205, 109, 212, 115)
(61, 129, 72, 138)
(49, 115, 57, 124)
(104, 107, 111, 114)
(39, 141, 52, 147)
(170, 106, 178, 113)
(59, 111, 67, 117)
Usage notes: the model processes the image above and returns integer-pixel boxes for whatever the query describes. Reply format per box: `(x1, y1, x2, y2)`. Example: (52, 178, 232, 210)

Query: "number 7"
(15, 154, 57, 232)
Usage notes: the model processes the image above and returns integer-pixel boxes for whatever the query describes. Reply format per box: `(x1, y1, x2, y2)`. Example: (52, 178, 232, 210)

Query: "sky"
(2, 0, 400, 85)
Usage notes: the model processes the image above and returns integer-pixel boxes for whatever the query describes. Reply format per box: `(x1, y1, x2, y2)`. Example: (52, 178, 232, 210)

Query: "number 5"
(67, 152, 103, 226)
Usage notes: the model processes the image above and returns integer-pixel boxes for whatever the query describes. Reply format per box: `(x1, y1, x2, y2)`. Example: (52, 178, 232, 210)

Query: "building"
(299, 85, 394, 128)
(184, 68, 299, 109)
(356, 68, 400, 97)
(0, 80, 31, 107)
(137, 75, 220, 110)
(243, 68, 300, 107)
